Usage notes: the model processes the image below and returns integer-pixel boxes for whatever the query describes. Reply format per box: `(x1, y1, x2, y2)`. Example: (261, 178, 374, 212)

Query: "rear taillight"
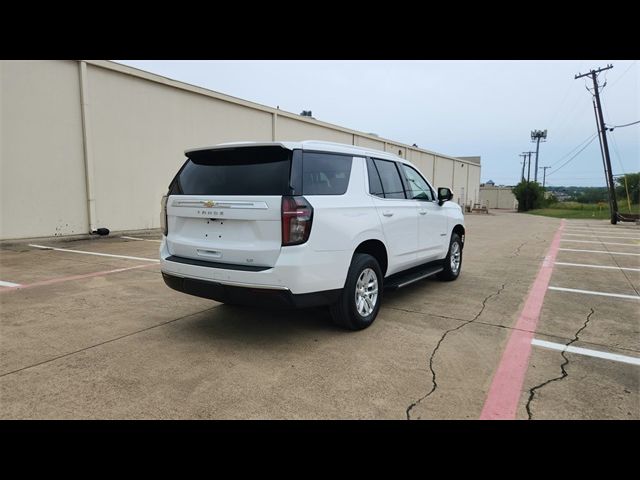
(281, 196, 313, 246)
(160, 195, 168, 236)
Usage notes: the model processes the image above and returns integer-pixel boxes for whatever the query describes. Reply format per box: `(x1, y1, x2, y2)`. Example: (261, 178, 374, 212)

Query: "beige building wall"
(432, 156, 454, 191)
(0, 60, 482, 240)
(480, 186, 518, 209)
(354, 135, 385, 150)
(466, 164, 481, 206)
(276, 116, 353, 144)
(413, 152, 436, 184)
(0, 60, 88, 239)
(451, 161, 468, 206)
(86, 64, 273, 232)
(384, 143, 407, 159)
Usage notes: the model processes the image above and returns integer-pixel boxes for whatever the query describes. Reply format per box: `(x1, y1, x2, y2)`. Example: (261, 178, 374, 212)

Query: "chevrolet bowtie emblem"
(203, 200, 216, 208)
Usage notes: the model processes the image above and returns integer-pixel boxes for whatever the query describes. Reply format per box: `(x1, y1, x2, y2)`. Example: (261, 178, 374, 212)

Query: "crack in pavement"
(405, 283, 506, 420)
(509, 235, 549, 258)
(510, 241, 527, 257)
(386, 305, 467, 323)
(525, 307, 595, 420)
(386, 305, 639, 355)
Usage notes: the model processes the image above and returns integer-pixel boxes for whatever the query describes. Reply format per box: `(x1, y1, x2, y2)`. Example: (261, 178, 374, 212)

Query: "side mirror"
(437, 187, 453, 205)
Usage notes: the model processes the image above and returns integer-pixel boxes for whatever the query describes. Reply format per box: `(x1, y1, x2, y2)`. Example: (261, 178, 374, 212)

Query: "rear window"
(175, 146, 292, 195)
(367, 158, 384, 197)
(373, 159, 406, 199)
(302, 152, 352, 195)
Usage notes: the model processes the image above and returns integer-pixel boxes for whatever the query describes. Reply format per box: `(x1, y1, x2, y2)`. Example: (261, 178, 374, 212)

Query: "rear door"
(166, 146, 292, 268)
(367, 158, 418, 274)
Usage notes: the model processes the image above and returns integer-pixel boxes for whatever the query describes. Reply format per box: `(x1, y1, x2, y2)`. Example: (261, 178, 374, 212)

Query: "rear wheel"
(437, 233, 462, 281)
(330, 253, 382, 330)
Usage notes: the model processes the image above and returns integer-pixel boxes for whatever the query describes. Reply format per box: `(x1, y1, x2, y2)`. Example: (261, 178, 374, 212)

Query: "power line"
(547, 61, 584, 130)
(609, 60, 638, 88)
(546, 135, 599, 177)
(547, 131, 599, 168)
(607, 120, 640, 129)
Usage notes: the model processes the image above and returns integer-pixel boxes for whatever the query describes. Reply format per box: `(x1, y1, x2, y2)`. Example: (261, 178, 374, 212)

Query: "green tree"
(574, 187, 608, 204)
(512, 181, 547, 212)
(615, 173, 640, 205)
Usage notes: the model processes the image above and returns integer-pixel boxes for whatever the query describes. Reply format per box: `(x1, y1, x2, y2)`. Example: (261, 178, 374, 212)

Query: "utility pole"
(539, 166, 550, 188)
(519, 153, 528, 182)
(531, 130, 547, 183)
(575, 64, 618, 224)
(523, 151, 535, 183)
(593, 99, 610, 195)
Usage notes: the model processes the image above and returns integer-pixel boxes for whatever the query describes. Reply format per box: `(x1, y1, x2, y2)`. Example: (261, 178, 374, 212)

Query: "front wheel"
(437, 233, 462, 281)
(330, 253, 382, 331)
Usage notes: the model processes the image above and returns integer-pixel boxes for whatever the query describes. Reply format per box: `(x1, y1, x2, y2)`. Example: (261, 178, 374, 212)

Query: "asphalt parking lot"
(1, 211, 638, 419)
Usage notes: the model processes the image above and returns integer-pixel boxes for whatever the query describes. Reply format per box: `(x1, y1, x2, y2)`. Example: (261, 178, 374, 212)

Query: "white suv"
(160, 141, 465, 330)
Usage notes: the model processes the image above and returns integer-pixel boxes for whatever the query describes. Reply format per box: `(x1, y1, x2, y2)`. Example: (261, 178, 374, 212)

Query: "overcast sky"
(115, 60, 638, 187)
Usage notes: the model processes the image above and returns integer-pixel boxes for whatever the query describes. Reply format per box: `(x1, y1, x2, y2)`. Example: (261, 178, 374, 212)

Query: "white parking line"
(563, 233, 640, 240)
(121, 236, 162, 243)
(564, 228, 640, 235)
(532, 339, 640, 366)
(555, 262, 640, 272)
(564, 230, 640, 238)
(548, 286, 640, 300)
(560, 239, 639, 247)
(559, 248, 640, 256)
(28, 244, 160, 263)
(0, 280, 22, 288)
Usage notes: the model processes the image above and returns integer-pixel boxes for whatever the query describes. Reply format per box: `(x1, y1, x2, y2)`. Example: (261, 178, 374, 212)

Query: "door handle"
(419, 209, 427, 215)
(382, 210, 394, 217)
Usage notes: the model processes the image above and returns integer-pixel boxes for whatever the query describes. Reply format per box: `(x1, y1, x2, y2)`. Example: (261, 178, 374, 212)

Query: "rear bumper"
(160, 238, 351, 295)
(162, 272, 340, 308)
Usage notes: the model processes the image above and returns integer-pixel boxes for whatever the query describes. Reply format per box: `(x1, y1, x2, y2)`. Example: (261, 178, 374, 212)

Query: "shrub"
(512, 181, 547, 212)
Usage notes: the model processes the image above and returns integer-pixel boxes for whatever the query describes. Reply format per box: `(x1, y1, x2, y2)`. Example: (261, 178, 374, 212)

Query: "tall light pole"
(531, 129, 547, 183)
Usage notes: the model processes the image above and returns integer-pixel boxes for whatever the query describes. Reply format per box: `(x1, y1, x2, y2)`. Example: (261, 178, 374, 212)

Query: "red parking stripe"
(0, 264, 155, 293)
(479, 219, 566, 420)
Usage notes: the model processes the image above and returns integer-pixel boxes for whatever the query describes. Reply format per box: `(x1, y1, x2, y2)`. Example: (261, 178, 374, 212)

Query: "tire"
(437, 233, 462, 281)
(330, 253, 383, 331)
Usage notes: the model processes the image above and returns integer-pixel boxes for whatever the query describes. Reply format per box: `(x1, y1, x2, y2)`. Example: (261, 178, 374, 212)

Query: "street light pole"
(531, 129, 547, 183)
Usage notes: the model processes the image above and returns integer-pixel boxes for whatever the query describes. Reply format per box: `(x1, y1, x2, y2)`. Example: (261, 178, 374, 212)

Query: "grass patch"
(526, 202, 639, 219)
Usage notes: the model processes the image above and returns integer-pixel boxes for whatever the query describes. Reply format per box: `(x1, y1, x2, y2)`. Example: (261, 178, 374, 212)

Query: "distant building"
(479, 185, 518, 209)
(547, 191, 571, 202)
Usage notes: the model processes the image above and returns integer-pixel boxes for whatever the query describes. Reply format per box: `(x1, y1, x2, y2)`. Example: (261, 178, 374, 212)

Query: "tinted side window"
(302, 152, 353, 195)
(367, 158, 384, 197)
(401, 164, 435, 201)
(373, 159, 406, 199)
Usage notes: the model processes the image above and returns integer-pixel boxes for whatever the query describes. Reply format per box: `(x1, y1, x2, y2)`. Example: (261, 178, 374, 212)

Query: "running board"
(384, 263, 444, 291)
